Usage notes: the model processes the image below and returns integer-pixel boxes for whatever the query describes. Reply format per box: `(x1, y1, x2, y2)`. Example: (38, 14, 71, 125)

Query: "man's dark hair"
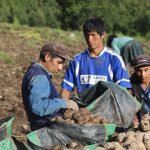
(107, 33, 117, 48)
(83, 17, 106, 37)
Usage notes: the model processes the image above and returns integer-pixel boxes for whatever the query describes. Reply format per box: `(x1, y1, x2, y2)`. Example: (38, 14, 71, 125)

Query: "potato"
(126, 131, 136, 137)
(90, 116, 101, 124)
(140, 120, 150, 131)
(123, 134, 136, 147)
(55, 116, 64, 122)
(140, 114, 150, 131)
(73, 112, 81, 120)
(141, 114, 150, 121)
(116, 132, 127, 143)
(50, 117, 56, 122)
(143, 132, 150, 150)
(74, 143, 83, 149)
(83, 114, 90, 123)
(78, 108, 90, 115)
(127, 141, 146, 150)
(105, 142, 124, 150)
(100, 118, 109, 124)
(64, 119, 74, 124)
(75, 116, 85, 124)
(94, 147, 105, 150)
(64, 108, 74, 119)
(66, 141, 78, 148)
(135, 131, 144, 142)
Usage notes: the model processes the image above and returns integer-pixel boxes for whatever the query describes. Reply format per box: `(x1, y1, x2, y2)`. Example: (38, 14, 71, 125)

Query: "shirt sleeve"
(29, 75, 67, 116)
(112, 55, 131, 88)
(61, 61, 76, 91)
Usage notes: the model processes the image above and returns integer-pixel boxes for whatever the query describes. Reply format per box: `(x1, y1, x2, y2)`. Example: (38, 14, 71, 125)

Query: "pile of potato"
(95, 114, 150, 150)
(50, 111, 150, 150)
(52, 108, 109, 125)
(49, 108, 109, 150)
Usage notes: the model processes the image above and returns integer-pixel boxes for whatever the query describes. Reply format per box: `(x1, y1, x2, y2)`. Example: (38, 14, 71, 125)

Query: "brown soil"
(0, 27, 150, 143)
(0, 29, 83, 142)
(0, 31, 37, 142)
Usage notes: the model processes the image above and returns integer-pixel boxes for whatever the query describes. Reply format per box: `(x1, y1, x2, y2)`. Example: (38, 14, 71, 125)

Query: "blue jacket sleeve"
(28, 75, 67, 116)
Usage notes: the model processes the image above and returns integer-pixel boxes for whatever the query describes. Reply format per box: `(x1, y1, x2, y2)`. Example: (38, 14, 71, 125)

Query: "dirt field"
(0, 31, 36, 142)
(0, 24, 150, 143)
(0, 26, 84, 142)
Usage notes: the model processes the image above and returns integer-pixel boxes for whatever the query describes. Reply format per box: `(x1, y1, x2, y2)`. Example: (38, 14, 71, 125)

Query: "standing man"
(22, 43, 79, 130)
(130, 55, 150, 118)
(61, 17, 131, 100)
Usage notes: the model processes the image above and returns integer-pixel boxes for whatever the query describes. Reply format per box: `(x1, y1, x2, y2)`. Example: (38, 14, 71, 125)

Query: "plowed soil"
(0, 26, 149, 143)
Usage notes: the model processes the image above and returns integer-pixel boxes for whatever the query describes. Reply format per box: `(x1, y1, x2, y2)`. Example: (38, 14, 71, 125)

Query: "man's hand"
(61, 89, 70, 100)
(66, 100, 79, 112)
(127, 88, 134, 96)
(132, 115, 139, 128)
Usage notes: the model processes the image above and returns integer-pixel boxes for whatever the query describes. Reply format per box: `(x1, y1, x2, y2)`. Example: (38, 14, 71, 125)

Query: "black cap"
(131, 55, 150, 68)
(41, 43, 72, 61)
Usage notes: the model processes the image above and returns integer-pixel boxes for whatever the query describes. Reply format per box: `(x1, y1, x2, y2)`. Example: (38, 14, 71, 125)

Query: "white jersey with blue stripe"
(61, 47, 131, 94)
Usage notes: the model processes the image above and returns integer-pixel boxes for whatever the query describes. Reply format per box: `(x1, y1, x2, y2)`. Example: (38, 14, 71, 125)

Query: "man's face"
(44, 54, 65, 73)
(84, 31, 104, 51)
(135, 66, 150, 82)
(49, 57, 65, 73)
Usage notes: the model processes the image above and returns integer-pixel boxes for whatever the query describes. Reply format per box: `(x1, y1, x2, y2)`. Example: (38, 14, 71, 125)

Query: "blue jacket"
(22, 63, 67, 130)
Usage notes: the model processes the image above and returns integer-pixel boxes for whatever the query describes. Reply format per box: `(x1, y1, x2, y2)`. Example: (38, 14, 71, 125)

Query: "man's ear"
(101, 32, 106, 39)
(45, 53, 50, 62)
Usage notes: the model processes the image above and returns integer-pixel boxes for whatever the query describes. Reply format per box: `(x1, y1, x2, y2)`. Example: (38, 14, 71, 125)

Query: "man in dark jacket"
(130, 55, 150, 119)
(22, 43, 79, 130)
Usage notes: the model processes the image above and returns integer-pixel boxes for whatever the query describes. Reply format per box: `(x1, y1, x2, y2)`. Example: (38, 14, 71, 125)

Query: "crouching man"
(22, 43, 79, 131)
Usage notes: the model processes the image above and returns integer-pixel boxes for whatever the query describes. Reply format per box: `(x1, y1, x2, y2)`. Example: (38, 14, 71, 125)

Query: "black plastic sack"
(27, 122, 108, 150)
(72, 81, 141, 128)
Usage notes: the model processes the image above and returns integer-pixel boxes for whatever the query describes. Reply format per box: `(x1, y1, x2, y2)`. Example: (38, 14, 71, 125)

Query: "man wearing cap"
(130, 55, 150, 118)
(22, 43, 79, 130)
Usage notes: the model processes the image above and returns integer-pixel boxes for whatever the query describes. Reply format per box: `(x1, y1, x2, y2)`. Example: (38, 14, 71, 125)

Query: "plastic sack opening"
(72, 81, 141, 128)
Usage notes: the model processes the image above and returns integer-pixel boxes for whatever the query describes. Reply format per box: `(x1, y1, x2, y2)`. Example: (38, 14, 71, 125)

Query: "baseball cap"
(41, 43, 72, 61)
(131, 55, 150, 68)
